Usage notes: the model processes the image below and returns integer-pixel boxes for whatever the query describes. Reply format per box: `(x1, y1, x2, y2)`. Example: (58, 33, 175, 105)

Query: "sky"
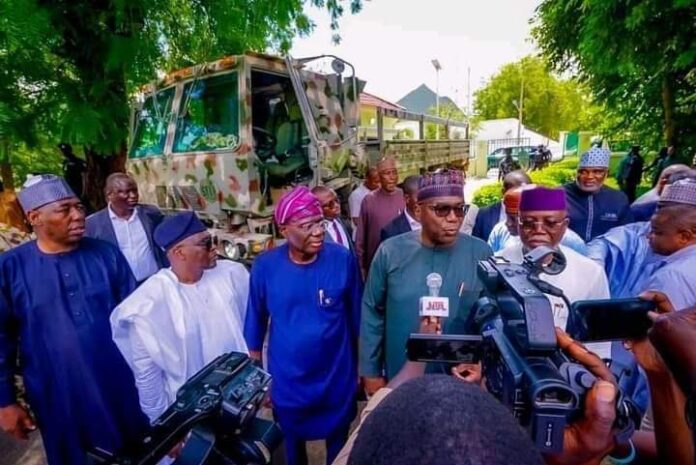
(290, 0, 540, 111)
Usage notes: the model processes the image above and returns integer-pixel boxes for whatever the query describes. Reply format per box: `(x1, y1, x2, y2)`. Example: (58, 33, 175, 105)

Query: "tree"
(532, 0, 696, 153)
(0, 0, 362, 208)
(473, 56, 606, 140)
(426, 102, 467, 140)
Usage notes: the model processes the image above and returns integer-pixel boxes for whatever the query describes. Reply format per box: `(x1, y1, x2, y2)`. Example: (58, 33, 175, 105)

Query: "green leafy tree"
(425, 102, 466, 139)
(532, 0, 696, 153)
(473, 56, 607, 140)
(0, 0, 362, 207)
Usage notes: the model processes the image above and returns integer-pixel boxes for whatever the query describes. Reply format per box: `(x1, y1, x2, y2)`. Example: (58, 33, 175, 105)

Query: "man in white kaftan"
(111, 211, 249, 422)
(495, 187, 649, 425)
(497, 187, 610, 354)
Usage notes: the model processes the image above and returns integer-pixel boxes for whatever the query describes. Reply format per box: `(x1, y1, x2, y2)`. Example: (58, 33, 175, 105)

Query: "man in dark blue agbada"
(245, 186, 361, 465)
(0, 175, 148, 465)
(564, 147, 633, 242)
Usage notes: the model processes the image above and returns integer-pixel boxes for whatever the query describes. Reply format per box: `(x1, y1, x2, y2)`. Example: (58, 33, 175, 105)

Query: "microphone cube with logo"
(419, 273, 450, 318)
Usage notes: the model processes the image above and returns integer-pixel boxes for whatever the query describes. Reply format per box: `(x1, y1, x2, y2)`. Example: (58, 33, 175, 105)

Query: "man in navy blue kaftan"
(0, 175, 148, 465)
(244, 186, 361, 465)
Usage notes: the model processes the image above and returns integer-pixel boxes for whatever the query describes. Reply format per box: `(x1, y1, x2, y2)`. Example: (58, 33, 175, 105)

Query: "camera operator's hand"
(625, 292, 695, 465)
(364, 317, 441, 396)
(646, 299, 696, 398)
(623, 291, 675, 377)
(420, 316, 442, 335)
(545, 329, 617, 465)
(451, 363, 482, 384)
(0, 404, 36, 441)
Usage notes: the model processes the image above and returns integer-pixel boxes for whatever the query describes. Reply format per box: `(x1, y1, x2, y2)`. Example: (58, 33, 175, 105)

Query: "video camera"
(89, 352, 282, 465)
(407, 247, 642, 454)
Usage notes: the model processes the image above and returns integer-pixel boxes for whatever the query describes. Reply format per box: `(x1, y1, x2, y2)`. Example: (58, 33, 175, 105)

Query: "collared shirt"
(326, 218, 351, 249)
(108, 205, 159, 282)
(646, 243, 696, 311)
(404, 209, 421, 231)
(349, 184, 373, 220)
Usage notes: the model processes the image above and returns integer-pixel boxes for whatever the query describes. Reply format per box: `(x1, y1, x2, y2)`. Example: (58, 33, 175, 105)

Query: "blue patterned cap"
(579, 147, 611, 168)
(154, 211, 207, 251)
(17, 175, 76, 213)
(660, 179, 696, 206)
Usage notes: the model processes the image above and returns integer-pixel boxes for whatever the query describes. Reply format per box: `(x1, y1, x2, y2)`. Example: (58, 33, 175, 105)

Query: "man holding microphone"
(360, 170, 493, 395)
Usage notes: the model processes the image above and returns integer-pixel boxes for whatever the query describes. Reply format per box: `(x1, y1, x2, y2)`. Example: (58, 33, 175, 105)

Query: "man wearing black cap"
(110, 211, 249, 423)
(0, 175, 148, 465)
(360, 170, 492, 395)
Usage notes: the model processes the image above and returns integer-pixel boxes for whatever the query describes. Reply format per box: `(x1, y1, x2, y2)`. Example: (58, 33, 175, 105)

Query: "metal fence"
(487, 137, 532, 154)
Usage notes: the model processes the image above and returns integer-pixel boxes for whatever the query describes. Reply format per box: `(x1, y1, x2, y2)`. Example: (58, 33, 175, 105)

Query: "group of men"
(0, 142, 695, 465)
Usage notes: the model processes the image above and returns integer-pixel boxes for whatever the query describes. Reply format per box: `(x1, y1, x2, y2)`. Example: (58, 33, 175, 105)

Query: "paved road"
(465, 174, 498, 202)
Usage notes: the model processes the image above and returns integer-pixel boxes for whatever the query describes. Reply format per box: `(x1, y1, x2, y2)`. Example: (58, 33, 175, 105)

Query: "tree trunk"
(661, 74, 676, 146)
(83, 143, 127, 212)
(0, 139, 14, 190)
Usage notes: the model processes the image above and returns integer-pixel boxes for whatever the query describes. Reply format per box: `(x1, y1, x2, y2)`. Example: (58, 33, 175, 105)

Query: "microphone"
(419, 273, 450, 318)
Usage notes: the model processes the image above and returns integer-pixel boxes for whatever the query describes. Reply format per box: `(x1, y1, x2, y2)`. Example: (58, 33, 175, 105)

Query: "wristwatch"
(607, 439, 635, 465)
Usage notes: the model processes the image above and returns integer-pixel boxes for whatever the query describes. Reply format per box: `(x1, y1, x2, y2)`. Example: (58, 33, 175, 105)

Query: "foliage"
(9, 142, 63, 186)
(472, 56, 608, 140)
(393, 128, 414, 140)
(471, 155, 649, 206)
(532, 0, 696, 153)
(425, 102, 466, 140)
(471, 184, 501, 207)
(0, 0, 362, 203)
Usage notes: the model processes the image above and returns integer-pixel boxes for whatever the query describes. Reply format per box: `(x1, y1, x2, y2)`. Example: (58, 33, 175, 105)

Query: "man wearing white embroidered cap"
(644, 179, 696, 311)
(564, 147, 633, 242)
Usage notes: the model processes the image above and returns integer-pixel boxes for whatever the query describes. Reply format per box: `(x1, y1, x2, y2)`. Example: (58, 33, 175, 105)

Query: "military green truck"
(127, 52, 470, 261)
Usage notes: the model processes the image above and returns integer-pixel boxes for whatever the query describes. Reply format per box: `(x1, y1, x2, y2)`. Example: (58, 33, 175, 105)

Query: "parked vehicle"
(128, 52, 470, 262)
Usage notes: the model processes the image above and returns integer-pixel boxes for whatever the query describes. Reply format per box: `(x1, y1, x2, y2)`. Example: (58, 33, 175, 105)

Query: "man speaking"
(360, 170, 492, 395)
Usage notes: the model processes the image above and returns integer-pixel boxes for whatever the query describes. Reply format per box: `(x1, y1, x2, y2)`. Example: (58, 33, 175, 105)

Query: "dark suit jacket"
(85, 204, 169, 269)
(380, 212, 412, 243)
(472, 202, 502, 241)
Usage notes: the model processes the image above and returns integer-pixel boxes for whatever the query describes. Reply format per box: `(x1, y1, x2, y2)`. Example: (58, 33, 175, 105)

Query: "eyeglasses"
(426, 204, 469, 218)
(378, 168, 398, 176)
(290, 219, 328, 233)
(518, 218, 567, 232)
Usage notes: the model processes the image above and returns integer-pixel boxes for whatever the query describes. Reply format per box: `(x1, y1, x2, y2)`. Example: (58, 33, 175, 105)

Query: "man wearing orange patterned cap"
(487, 185, 587, 254)
(244, 186, 362, 465)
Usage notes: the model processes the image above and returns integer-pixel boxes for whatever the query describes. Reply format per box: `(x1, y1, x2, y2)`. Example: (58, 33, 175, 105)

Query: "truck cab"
(128, 53, 363, 261)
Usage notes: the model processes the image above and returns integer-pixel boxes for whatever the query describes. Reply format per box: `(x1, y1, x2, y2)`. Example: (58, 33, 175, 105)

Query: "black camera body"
(88, 352, 282, 465)
(408, 247, 641, 454)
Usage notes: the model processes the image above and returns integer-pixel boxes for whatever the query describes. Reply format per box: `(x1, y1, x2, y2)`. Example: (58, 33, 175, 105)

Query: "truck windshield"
(130, 87, 175, 158)
(173, 72, 239, 153)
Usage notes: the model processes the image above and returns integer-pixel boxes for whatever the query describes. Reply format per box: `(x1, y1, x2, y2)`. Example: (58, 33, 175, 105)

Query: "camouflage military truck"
(128, 52, 470, 262)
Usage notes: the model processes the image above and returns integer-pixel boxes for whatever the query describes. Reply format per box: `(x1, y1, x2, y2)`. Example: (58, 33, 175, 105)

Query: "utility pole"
(432, 59, 442, 140)
(466, 66, 471, 119)
(516, 73, 524, 145)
